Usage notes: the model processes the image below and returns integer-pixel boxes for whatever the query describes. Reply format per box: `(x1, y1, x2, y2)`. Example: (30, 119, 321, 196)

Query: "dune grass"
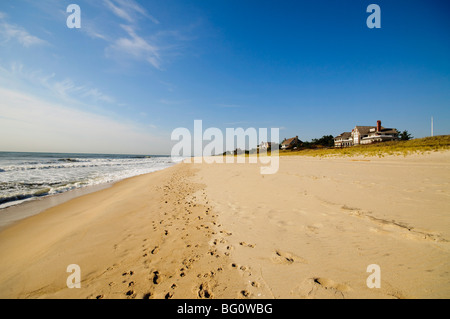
(277, 135, 450, 158)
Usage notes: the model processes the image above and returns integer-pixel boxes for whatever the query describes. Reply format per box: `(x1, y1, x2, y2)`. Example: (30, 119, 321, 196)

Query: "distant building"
(281, 136, 302, 150)
(259, 142, 272, 151)
(258, 142, 280, 152)
(335, 121, 399, 148)
(334, 132, 353, 148)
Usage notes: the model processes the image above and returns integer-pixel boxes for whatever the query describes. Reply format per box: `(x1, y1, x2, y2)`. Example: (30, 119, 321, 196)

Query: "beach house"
(334, 132, 353, 148)
(335, 121, 399, 148)
(259, 142, 272, 151)
(280, 136, 302, 150)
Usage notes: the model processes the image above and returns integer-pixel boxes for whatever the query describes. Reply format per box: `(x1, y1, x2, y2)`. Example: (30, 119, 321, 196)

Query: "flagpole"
(431, 116, 434, 137)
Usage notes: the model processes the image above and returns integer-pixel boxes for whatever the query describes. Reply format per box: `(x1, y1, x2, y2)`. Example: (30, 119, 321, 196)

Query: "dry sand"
(0, 152, 449, 299)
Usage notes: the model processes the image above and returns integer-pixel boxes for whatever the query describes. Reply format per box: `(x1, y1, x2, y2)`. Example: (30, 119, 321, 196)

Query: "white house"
(335, 121, 399, 148)
(259, 142, 272, 151)
(334, 132, 352, 148)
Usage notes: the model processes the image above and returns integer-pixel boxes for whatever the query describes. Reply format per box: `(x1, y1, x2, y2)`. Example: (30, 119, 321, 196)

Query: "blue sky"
(0, 0, 449, 154)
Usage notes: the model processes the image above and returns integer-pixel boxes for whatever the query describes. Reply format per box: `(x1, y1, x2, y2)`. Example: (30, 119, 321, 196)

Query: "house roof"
(379, 128, 398, 134)
(355, 126, 376, 135)
(281, 137, 298, 146)
(355, 126, 398, 135)
(335, 132, 351, 139)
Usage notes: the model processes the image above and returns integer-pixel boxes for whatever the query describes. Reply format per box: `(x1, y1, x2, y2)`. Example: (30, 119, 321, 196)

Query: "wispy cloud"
(82, 88, 116, 104)
(107, 24, 161, 69)
(104, 0, 135, 23)
(82, 22, 108, 41)
(99, 1, 195, 70)
(51, 78, 85, 99)
(0, 13, 47, 47)
(43, 77, 117, 105)
(103, 0, 159, 24)
(1, 63, 116, 106)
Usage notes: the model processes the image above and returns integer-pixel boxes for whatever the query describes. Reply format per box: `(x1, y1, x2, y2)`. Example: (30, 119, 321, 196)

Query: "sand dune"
(0, 152, 449, 299)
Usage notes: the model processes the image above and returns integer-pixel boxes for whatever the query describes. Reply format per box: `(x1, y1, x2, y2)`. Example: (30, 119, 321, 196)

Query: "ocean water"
(0, 152, 183, 209)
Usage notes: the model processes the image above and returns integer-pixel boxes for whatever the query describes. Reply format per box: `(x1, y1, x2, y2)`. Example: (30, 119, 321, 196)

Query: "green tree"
(307, 135, 335, 148)
(399, 130, 413, 141)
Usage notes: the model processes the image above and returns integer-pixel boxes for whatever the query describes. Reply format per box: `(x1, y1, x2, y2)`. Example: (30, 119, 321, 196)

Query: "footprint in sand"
(165, 292, 174, 299)
(198, 283, 213, 299)
(271, 250, 307, 265)
(312, 277, 350, 292)
(143, 292, 152, 299)
(291, 277, 351, 299)
(152, 271, 162, 285)
(122, 270, 134, 276)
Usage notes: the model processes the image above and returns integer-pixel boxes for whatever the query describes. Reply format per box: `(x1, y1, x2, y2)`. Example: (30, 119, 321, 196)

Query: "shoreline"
(0, 162, 182, 231)
(0, 183, 113, 231)
(0, 152, 449, 298)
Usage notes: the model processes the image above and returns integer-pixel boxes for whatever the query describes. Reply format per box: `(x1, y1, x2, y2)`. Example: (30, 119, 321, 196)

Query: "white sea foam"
(0, 152, 183, 209)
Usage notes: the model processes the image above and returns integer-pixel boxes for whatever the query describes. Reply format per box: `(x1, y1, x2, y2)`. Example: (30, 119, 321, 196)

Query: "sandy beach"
(0, 152, 449, 299)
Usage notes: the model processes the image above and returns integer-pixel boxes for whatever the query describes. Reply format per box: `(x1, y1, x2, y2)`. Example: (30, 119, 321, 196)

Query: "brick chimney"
(377, 120, 381, 132)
